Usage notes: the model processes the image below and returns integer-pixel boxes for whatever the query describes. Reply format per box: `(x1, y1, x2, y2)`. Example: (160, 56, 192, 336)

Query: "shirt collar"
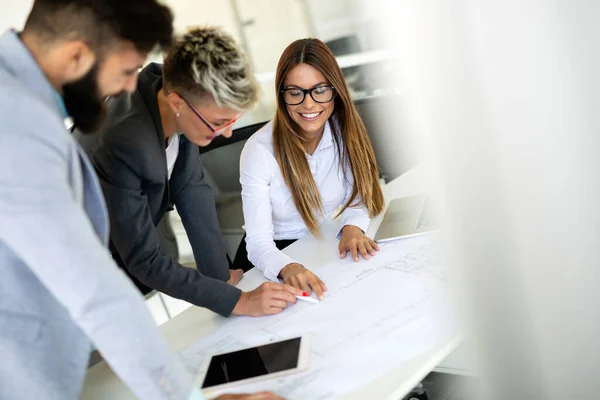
(54, 90, 69, 119)
(310, 120, 334, 155)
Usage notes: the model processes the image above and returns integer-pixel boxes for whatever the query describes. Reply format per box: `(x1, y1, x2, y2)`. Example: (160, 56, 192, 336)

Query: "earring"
(176, 113, 181, 118)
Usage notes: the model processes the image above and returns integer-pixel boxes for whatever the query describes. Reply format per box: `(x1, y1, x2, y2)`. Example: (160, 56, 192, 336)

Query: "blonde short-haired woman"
(79, 26, 303, 319)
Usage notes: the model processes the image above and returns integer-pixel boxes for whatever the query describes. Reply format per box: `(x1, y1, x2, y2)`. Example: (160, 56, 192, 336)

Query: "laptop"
(374, 194, 436, 243)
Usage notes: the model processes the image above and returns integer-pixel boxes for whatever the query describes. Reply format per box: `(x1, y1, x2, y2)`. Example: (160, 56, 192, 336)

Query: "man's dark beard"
(62, 64, 107, 134)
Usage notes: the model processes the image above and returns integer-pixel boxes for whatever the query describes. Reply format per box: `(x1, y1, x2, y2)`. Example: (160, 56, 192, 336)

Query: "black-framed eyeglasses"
(280, 85, 335, 106)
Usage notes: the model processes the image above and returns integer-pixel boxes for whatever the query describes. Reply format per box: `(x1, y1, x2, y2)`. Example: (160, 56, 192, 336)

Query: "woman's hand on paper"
(279, 263, 327, 300)
(339, 225, 379, 262)
(232, 282, 302, 316)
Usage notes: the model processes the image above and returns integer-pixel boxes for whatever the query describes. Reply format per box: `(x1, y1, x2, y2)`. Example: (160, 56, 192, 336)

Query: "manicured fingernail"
(302, 292, 308, 296)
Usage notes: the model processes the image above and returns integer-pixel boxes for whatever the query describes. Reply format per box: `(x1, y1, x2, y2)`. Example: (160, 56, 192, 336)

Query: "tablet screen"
(202, 337, 302, 389)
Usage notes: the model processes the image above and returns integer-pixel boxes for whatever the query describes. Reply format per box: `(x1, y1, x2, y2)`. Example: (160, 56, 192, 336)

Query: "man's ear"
(167, 91, 185, 115)
(62, 40, 96, 82)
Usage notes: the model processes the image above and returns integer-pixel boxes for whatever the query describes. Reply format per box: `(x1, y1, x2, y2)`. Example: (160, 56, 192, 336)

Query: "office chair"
(197, 121, 269, 261)
(199, 121, 268, 155)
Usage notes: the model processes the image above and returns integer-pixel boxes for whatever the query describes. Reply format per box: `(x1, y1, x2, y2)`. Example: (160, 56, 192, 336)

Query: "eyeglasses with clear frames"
(178, 94, 242, 136)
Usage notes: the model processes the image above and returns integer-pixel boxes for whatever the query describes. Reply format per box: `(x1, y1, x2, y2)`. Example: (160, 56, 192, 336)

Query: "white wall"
(0, 1, 376, 72)
(0, 1, 241, 41)
(305, 0, 357, 43)
(165, 0, 239, 38)
(0, 0, 33, 32)
(235, 0, 312, 73)
(0, 0, 239, 37)
(304, 0, 390, 51)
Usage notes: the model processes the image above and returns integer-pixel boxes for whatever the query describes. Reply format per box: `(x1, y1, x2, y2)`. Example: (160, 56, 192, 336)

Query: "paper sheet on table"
(179, 234, 460, 400)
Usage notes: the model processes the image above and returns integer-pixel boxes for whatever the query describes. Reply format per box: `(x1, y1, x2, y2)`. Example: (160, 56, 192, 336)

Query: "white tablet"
(194, 336, 311, 393)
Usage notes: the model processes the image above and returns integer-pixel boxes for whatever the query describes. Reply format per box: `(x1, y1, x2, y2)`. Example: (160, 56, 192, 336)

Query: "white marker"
(295, 295, 319, 304)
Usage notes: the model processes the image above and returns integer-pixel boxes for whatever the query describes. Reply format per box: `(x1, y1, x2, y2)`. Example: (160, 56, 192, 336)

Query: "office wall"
(305, 0, 358, 43)
(0, 1, 380, 58)
(0, 0, 32, 32)
(233, 0, 312, 74)
(165, 0, 239, 38)
(0, 1, 409, 179)
(304, 0, 385, 51)
(0, 1, 239, 38)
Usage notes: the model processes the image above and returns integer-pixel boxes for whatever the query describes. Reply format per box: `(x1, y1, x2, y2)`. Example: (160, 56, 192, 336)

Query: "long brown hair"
(273, 38, 384, 236)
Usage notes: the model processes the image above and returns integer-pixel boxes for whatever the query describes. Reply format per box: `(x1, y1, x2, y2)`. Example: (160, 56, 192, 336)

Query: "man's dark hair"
(24, 0, 174, 53)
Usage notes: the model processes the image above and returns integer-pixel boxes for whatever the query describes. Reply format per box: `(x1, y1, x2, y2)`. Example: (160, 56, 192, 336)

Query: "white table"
(81, 166, 466, 400)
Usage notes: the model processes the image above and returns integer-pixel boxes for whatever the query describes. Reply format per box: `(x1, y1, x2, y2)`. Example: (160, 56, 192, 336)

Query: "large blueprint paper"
(179, 234, 459, 399)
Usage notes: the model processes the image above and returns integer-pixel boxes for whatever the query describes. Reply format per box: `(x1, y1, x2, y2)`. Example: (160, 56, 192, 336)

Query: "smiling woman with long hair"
(235, 38, 384, 297)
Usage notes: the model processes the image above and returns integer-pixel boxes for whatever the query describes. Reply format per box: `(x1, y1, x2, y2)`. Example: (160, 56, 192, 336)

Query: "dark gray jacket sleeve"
(95, 139, 241, 317)
(171, 150, 231, 281)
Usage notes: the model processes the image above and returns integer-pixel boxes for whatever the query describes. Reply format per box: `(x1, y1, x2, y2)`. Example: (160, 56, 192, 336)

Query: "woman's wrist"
(279, 262, 305, 280)
(342, 224, 363, 234)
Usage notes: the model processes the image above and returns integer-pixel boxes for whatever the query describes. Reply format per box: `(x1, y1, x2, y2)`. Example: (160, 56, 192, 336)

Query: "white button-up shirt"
(165, 133, 180, 180)
(240, 120, 371, 281)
